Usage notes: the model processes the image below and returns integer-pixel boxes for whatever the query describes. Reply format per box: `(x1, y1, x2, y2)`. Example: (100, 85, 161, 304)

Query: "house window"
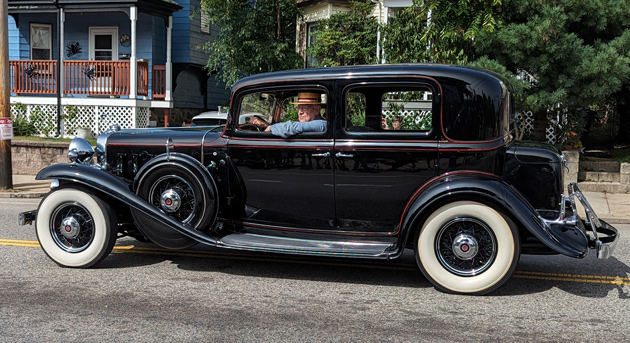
(201, 10, 210, 34)
(306, 23, 318, 68)
(30, 23, 52, 60)
(89, 27, 118, 61)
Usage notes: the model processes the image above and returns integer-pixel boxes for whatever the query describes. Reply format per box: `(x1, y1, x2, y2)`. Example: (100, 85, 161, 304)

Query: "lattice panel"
(515, 111, 534, 136)
(382, 110, 432, 130)
(98, 106, 134, 133)
(136, 107, 150, 128)
(28, 105, 58, 137)
(62, 105, 96, 137)
(11, 103, 151, 138)
(545, 126, 556, 145)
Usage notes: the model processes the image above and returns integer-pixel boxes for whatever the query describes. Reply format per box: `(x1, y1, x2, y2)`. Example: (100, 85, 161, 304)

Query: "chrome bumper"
(567, 183, 619, 259)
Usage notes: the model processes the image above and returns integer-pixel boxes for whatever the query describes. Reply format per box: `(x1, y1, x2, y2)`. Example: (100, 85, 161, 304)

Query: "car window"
(345, 85, 433, 133)
(235, 88, 328, 135)
(238, 92, 275, 126)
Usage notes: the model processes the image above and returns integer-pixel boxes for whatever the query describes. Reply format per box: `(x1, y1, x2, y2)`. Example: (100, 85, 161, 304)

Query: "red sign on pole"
(0, 117, 13, 140)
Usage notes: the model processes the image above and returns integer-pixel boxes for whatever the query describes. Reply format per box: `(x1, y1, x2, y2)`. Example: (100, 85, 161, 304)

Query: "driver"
(251, 92, 327, 138)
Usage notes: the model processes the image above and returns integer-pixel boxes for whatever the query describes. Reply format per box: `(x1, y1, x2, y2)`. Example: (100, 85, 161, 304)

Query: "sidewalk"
(2, 175, 630, 224)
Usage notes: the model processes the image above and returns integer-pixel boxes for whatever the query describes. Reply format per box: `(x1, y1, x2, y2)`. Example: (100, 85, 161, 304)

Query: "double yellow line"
(2, 238, 629, 285)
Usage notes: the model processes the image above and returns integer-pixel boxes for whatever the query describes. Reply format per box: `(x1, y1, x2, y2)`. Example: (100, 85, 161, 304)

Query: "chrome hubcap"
(148, 175, 196, 223)
(160, 189, 182, 212)
(59, 216, 81, 239)
(452, 234, 479, 259)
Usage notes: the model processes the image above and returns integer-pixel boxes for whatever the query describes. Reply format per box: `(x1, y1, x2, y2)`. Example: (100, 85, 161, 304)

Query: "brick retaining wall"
(10, 140, 68, 175)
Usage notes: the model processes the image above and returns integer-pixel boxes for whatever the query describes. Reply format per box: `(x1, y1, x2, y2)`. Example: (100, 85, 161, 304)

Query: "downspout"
(371, 0, 382, 63)
(55, 0, 62, 136)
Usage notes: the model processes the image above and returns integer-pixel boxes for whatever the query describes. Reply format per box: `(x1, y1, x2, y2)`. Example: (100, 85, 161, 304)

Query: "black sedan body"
(21, 64, 618, 294)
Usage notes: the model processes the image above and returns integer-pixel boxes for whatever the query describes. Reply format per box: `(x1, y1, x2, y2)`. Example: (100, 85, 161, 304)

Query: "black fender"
(35, 163, 218, 246)
(397, 173, 588, 259)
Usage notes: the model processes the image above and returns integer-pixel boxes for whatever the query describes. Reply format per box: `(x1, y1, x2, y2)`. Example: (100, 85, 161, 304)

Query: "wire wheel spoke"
(435, 217, 497, 277)
(149, 175, 197, 224)
(50, 203, 95, 253)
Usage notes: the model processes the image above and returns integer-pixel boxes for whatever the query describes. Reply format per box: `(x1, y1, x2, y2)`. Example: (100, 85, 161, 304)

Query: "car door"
(226, 85, 335, 231)
(333, 80, 441, 234)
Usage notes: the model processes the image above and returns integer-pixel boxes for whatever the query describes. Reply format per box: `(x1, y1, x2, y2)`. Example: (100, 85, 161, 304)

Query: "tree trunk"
(615, 85, 630, 145)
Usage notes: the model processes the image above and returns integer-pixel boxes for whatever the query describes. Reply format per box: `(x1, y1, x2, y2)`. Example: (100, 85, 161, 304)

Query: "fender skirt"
(36, 163, 219, 246)
(399, 174, 588, 259)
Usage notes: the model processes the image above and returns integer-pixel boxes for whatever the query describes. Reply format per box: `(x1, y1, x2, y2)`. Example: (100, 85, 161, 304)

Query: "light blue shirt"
(268, 116, 327, 138)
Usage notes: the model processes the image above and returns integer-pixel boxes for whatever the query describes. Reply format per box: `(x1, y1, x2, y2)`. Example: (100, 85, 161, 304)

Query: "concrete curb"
(0, 192, 48, 199)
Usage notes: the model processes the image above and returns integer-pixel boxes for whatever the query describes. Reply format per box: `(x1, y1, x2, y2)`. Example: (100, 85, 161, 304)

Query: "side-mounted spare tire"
(36, 187, 118, 268)
(131, 160, 218, 249)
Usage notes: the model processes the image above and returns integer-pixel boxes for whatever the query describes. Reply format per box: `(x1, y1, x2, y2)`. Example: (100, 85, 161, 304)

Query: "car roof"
(231, 64, 505, 92)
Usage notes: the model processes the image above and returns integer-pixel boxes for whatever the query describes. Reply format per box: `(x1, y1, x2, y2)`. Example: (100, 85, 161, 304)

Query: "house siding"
(12, 13, 58, 60)
(8, 15, 20, 60)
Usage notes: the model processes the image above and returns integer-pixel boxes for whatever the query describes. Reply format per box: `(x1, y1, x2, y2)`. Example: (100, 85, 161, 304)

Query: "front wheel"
(416, 201, 520, 295)
(35, 188, 118, 268)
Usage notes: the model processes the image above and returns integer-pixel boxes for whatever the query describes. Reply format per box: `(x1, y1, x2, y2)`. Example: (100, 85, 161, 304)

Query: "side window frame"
(230, 84, 331, 139)
(339, 81, 439, 140)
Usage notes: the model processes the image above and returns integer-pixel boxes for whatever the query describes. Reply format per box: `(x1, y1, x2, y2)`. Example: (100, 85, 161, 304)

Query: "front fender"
(36, 163, 218, 246)
(398, 173, 588, 259)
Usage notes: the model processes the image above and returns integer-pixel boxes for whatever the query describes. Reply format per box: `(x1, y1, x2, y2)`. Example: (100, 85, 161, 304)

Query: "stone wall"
(10, 141, 68, 175)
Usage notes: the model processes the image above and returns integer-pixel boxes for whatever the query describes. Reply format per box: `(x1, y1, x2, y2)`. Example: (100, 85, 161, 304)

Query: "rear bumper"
(567, 183, 619, 259)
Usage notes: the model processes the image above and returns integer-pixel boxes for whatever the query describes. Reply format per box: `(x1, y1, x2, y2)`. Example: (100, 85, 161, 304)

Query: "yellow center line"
(2, 239, 629, 285)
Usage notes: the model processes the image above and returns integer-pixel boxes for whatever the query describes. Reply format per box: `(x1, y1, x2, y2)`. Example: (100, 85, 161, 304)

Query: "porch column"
(130, 6, 137, 99)
(59, 9, 64, 95)
(165, 16, 172, 101)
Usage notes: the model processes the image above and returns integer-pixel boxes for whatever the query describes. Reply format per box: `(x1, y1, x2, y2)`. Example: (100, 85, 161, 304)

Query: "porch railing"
(152, 65, 166, 99)
(9, 60, 165, 99)
(9, 60, 58, 95)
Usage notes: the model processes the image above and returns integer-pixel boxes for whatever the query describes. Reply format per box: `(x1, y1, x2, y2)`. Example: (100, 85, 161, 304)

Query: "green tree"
(307, 0, 378, 67)
(475, 0, 630, 142)
(383, 0, 502, 64)
(201, 0, 303, 87)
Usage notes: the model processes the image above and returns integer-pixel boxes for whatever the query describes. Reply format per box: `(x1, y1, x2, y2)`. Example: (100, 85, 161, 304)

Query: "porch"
(10, 60, 166, 99)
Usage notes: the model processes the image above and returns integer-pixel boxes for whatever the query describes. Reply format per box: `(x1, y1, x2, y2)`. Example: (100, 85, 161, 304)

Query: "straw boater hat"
(292, 92, 323, 105)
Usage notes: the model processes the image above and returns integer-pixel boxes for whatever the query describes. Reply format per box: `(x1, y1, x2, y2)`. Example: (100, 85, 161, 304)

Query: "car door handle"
(311, 152, 330, 157)
(335, 152, 354, 158)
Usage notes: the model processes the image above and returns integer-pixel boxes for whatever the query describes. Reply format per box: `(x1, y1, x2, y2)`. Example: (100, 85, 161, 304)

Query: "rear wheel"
(416, 201, 520, 295)
(35, 188, 117, 268)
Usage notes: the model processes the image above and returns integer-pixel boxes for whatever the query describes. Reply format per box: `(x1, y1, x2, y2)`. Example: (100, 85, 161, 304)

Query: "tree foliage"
(383, 0, 502, 64)
(201, 0, 303, 87)
(475, 0, 630, 115)
(307, 0, 378, 67)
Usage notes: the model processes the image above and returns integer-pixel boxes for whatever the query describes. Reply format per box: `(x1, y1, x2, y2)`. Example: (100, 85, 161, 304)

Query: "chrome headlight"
(68, 137, 95, 165)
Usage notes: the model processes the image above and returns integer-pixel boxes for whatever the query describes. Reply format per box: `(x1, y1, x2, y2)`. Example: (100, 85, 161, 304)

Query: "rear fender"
(36, 163, 218, 246)
(398, 173, 588, 259)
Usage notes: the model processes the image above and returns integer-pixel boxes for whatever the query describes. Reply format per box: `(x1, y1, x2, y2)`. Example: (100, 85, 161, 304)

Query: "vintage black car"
(19, 64, 618, 295)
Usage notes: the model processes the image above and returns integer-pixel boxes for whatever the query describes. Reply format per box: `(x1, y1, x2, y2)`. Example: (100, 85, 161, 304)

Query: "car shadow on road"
(101, 245, 431, 289)
(100, 244, 630, 297)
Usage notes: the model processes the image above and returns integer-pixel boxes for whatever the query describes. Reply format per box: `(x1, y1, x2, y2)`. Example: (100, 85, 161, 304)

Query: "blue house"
(7, 0, 229, 137)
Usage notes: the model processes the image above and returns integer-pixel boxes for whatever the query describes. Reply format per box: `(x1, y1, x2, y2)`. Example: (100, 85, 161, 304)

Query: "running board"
(217, 233, 395, 258)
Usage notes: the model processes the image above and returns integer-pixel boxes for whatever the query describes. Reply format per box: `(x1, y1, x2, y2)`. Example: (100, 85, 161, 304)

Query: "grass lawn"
(12, 136, 97, 146)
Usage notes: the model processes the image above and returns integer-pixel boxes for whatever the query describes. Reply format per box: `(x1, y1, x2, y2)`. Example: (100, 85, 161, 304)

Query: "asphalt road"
(1, 198, 629, 342)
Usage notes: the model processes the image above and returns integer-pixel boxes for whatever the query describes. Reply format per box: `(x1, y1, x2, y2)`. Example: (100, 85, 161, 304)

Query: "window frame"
(30, 23, 52, 60)
(88, 27, 119, 61)
(231, 84, 331, 139)
(341, 81, 439, 140)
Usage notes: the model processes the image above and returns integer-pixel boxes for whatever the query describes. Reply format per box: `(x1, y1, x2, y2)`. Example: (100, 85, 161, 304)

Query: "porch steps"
(577, 159, 630, 193)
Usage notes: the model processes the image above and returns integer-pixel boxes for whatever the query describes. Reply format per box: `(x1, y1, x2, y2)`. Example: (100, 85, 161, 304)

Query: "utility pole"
(0, 0, 13, 190)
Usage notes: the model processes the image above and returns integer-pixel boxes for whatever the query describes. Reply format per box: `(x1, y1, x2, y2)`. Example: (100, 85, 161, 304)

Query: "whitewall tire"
(35, 188, 117, 268)
(416, 201, 520, 295)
